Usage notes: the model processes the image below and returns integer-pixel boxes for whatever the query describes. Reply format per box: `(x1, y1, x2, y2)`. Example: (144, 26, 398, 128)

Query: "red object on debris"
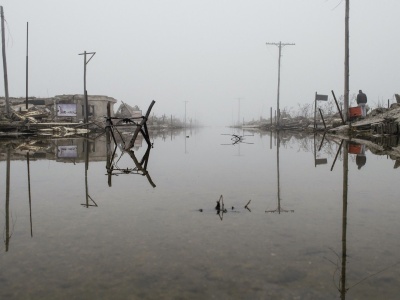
(349, 106, 362, 118)
(348, 144, 362, 154)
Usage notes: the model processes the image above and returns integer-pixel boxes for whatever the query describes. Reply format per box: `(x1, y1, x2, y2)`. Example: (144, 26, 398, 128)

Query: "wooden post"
(314, 92, 318, 129)
(331, 90, 345, 125)
(125, 100, 156, 150)
(78, 51, 95, 123)
(83, 52, 88, 123)
(344, 0, 350, 122)
(26, 22, 29, 109)
(270, 107, 272, 127)
(1, 6, 10, 116)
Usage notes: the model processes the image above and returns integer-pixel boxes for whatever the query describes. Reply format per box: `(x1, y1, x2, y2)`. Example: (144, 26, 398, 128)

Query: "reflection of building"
(0, 136, 109, 163)
(55, 136, 108, 163)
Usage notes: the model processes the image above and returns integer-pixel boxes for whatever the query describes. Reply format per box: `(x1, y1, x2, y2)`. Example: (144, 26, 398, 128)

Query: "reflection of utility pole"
(82, 136, 97, 208)
(266, 132, 294, 214)
(78, 51, 96, 124)
(340, 140, 349, 299)
(266, 41, 295, 128)
(27, 152, 33, 237)
(5, 147, 11, 251)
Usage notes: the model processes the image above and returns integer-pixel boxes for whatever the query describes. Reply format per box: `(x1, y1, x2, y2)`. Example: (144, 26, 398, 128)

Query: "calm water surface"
(0, 128, 399, 299)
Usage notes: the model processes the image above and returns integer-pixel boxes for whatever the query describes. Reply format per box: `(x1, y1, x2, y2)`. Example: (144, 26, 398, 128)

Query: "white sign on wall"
(57, 146, 78, 158)
(57, 104, 77, 116)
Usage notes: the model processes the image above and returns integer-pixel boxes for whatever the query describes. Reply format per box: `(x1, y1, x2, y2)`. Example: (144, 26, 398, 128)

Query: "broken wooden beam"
(125, 100, 155, 150)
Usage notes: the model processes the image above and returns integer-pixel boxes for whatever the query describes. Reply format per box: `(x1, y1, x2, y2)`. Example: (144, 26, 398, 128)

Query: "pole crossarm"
(266, 42, 295, 47)
(79, 51, 96, 65)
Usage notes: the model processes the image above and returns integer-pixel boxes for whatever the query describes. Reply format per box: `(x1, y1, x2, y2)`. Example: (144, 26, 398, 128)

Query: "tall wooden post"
(314, 92, 317, 129)
(78, 51, 95, 123)
(277, 42, 282, 127)
(26, 22, 29, 109)
(344, 0, 350, 122)
(1, 6, 10, 116)
(270, 107, 272, 127)
(266, 41, 295, 128)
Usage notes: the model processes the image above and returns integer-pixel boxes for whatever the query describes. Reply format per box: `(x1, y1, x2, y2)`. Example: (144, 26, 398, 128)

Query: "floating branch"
(221, 133, 254, 145)
(244, 199, 251, 212)
(215, 194, 223, 210)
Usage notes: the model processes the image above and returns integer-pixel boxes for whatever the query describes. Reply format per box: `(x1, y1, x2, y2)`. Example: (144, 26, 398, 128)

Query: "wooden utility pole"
(26, 22, 29, 109)
(78, 51, 96, 123)
(266, 41, 295, 128)
(237, 97, 242, 127)
(344, 0, 350, 122)
(1, 6, 10, 116)
(184, 101, 188, 128)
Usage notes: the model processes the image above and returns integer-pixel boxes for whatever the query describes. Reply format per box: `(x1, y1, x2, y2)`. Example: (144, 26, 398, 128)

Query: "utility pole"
(266, 41, 295, 128)
(344, 0, 350, 122)
(184, 101, 188, 128)
(78, 51, 96, 124)
(1, 6, 10, 116)
(26, 22, 29, 109)
(237, 97, 242, 127)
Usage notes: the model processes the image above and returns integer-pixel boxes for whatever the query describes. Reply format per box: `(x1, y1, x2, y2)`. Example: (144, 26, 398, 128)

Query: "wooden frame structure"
(105, 100, 155, 150)
(105, 100, 156, 187)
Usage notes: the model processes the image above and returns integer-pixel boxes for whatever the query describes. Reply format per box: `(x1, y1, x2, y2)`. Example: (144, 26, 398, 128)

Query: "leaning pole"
(1, 6, 10, 116)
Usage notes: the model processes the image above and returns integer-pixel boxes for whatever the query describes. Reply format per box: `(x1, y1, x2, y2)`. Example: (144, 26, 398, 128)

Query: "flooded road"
(0, 128, 399, 299)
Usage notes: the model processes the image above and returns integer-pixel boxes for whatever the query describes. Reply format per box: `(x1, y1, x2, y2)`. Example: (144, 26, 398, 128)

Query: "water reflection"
(324, 138, 399, 299)
(5, 147, 11, 251)
(1, 129, 400, 299)
(340, 140, 349, 299)
(221, 133, 254, 146)
(27, 152, 33, 237)
(83, 134, 97, 208)
(105, 143, 156, 188)
(266, 131, 294, 214)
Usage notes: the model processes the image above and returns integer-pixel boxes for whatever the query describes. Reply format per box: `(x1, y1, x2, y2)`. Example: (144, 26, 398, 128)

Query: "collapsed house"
(115, 102, 142, 119)
(0, 94, 117, 123)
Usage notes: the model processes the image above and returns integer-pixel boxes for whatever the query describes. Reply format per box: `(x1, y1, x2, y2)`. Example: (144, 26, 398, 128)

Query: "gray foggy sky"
(1, 0, 400, 125)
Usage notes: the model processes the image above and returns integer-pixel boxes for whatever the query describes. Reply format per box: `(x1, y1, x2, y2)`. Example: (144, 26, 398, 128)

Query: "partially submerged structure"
(0, 94, 117, 135)
(0, 94, 117, 122)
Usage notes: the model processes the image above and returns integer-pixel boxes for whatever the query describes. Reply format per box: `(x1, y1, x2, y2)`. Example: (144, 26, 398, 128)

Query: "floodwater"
(0, 128, 399, 300)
